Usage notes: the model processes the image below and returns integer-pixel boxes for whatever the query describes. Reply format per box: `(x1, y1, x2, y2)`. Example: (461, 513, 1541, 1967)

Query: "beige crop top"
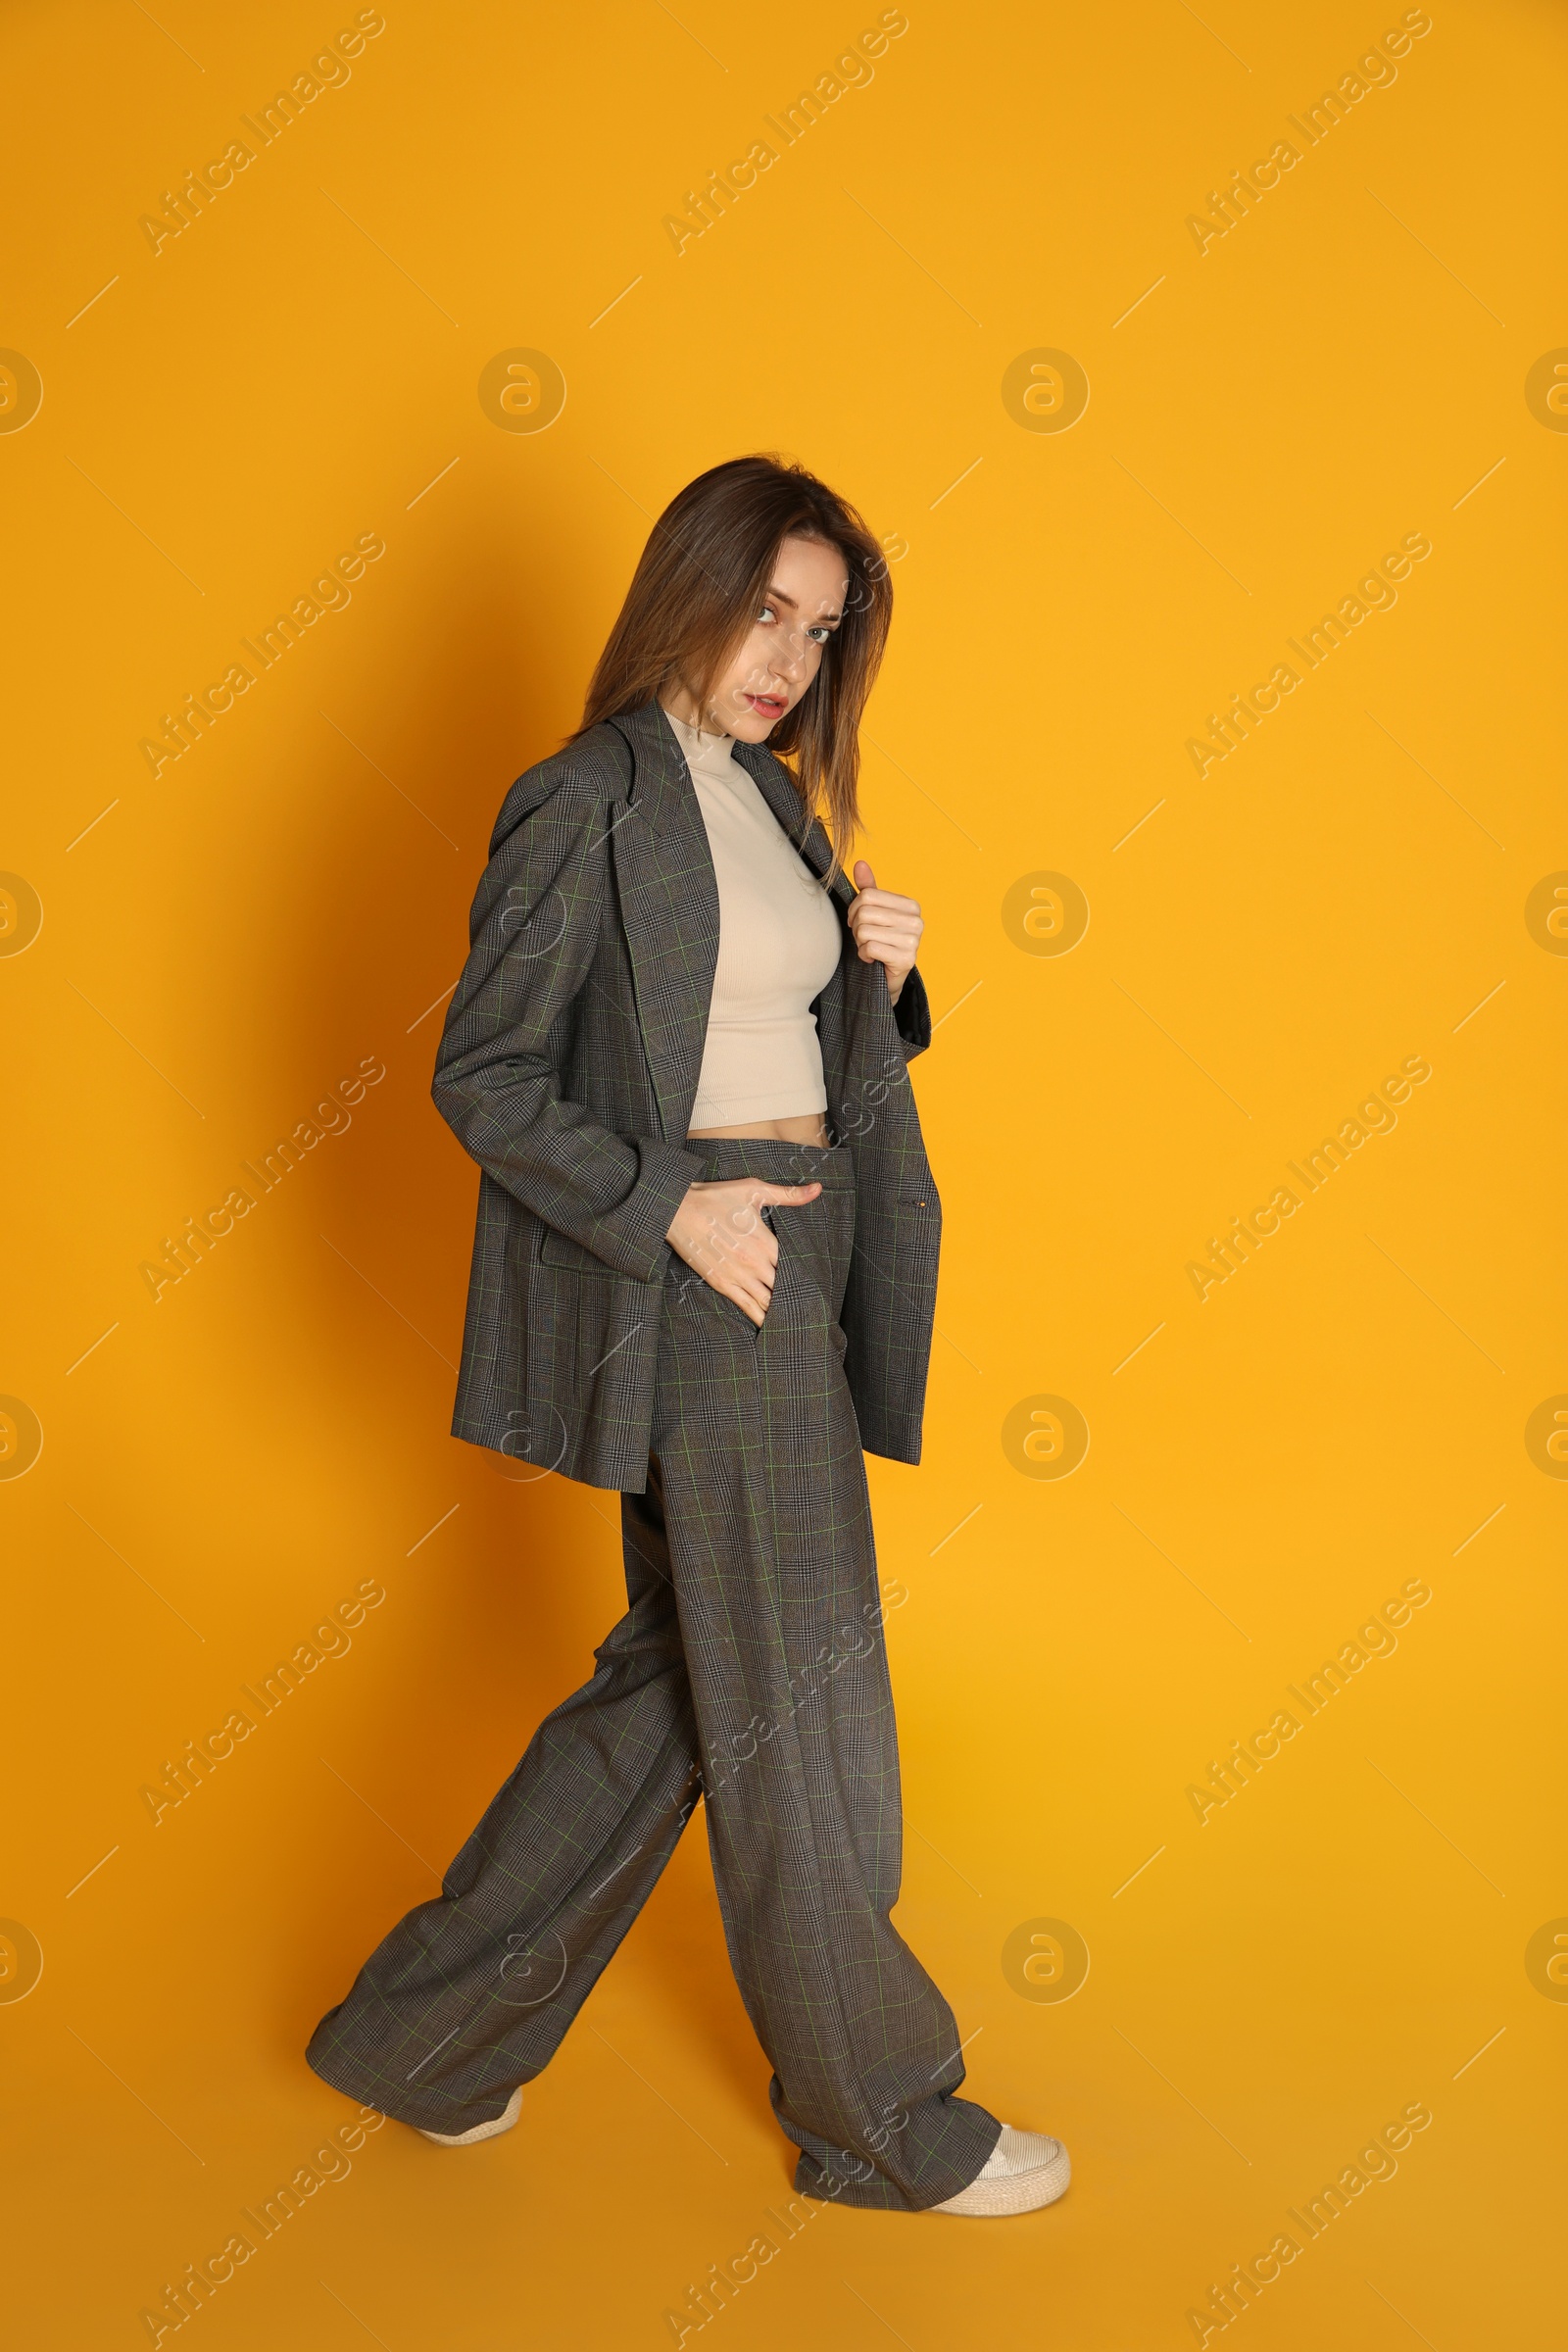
(663, 709, 843, 1129)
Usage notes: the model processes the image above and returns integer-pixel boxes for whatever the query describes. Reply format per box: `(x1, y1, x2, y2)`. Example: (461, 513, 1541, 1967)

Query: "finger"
(727, 1243, 777, 1288)
(712, 1268, 769, 1323)
(852, 889, 919, 915)
(853, 907, 922, 933)
(754, 1181, 821, 1204)
(853, 858, 876, 893)
(713, 1241, 777, 1296)
(715, 1219, 778, 1266)
(850, 906, 920, 933)
(721, 1227, 778, 1284)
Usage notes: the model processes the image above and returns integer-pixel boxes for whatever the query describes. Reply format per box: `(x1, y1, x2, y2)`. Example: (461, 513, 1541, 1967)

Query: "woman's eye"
(758, 603, 777, 624)
(807, 624, 832, 643)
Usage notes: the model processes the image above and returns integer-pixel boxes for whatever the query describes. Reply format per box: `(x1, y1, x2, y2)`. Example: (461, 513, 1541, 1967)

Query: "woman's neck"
(660, 688, 729, 741)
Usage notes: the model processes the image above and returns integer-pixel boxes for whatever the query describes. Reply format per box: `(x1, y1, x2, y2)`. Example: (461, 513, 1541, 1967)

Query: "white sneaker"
(415, 2085, 523, 2146)
(930, 2123, 1071, 2216)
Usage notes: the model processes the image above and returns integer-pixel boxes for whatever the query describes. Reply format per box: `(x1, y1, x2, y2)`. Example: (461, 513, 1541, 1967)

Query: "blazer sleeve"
(431, 770, 701, 1282)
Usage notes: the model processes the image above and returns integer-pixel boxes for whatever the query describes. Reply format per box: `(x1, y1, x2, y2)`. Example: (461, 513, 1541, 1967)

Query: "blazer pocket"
(538, 1224, 619, 1276)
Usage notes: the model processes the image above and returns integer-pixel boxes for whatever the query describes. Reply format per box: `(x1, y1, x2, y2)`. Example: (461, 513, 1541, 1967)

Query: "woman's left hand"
(847, 861, 923, 1006)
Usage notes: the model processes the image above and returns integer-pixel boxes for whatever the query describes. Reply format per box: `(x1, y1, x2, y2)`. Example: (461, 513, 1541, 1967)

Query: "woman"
(306, 454, 1069, 2218)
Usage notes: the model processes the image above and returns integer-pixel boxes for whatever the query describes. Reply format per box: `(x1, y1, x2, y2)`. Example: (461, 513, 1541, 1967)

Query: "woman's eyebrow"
(764, 583, 843, 622)
(763, 582, 843, 625)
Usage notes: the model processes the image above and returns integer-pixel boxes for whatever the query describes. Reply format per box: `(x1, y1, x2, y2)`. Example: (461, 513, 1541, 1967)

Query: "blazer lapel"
(603, 702, 720, 1144)
(601, 704, 864, 1145)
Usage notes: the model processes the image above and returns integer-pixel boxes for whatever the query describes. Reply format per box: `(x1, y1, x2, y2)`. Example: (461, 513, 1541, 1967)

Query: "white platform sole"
(416, 2084, 523, 2146)
(931, 2132, 1072, 2217)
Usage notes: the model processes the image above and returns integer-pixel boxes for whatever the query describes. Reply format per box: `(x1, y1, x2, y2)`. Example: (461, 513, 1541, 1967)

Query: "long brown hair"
(573, 454, 893, 867)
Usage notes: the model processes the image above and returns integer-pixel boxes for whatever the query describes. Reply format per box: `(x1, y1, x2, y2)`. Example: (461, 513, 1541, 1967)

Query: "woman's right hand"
(665, 1179, 822, 1326)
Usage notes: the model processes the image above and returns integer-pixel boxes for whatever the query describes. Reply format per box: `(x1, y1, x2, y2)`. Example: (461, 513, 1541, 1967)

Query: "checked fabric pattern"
(431, 700, 942, 1491)
(305, 1140, 1000, 2211)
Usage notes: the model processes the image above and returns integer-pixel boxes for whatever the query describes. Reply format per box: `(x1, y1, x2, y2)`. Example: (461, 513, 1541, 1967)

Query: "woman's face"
(681, 532, 850, 742)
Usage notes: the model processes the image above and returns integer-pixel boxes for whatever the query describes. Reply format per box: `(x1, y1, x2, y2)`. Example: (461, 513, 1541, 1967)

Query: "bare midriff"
(688, 1113, 829, 1145)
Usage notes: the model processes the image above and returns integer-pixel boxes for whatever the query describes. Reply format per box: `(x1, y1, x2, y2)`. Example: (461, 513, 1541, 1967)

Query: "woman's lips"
(744, 692, 787, 718)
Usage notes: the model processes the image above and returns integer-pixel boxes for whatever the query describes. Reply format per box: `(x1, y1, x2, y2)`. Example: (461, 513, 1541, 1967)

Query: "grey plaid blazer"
(432, 700, 941, 1492)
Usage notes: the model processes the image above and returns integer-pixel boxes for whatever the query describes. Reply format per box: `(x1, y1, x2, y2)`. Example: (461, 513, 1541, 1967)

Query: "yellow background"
(4, 1, 1562, 2343)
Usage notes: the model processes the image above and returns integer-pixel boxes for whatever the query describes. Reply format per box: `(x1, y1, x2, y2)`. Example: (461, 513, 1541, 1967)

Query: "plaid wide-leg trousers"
(305, 1140, 1000, 2210)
